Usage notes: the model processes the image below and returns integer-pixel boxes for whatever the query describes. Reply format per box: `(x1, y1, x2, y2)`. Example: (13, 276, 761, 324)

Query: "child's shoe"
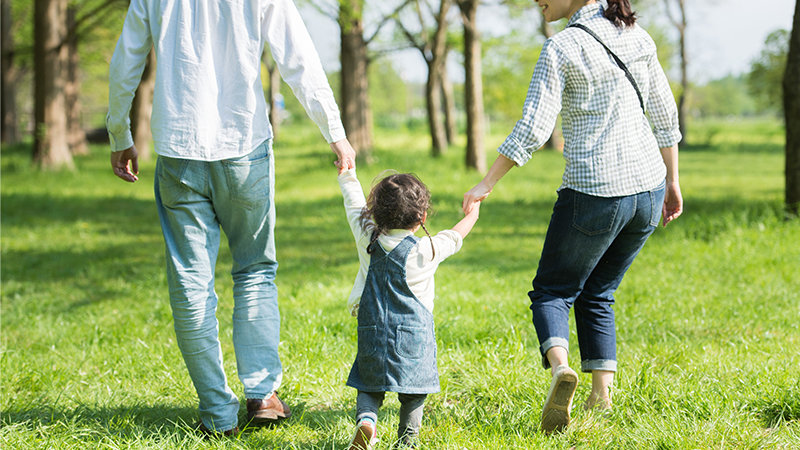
(349, 418, 378, 450)
(540, 365, 578, 434)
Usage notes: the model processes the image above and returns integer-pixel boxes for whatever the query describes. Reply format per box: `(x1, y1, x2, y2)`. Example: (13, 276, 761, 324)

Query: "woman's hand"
(662, 181, 683, 226)
(463, 181, 492, 215)
(462, 154, 517, 214)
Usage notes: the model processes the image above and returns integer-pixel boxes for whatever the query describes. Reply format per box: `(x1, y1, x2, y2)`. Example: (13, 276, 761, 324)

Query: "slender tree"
(441, 54, 456, 144)
(65, 5, 87, 155)
(338, 0, 374, 157)
(1, 0, 19, 144)
(663, 0, 688, 146)
(395, 0, 452, 156)
(456, 0, 485, 172)
(785, 0, 800, 217)
(262, 49, 284, 139)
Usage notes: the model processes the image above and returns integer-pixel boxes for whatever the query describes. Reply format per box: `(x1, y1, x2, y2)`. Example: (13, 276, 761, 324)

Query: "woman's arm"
(660, 144, 682, 226)
(462, 154, 516, 214)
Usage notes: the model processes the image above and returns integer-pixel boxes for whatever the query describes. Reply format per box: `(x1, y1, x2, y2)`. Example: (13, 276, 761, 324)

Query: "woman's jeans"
(529, 183, 666, 373)
(154, 140, 281, 431)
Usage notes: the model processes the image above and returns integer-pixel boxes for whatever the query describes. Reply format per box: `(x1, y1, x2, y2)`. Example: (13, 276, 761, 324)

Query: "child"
(337, 167, 480, 449)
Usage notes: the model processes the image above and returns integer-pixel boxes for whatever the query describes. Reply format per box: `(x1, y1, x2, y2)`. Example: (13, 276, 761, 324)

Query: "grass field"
(2, 119, 799, 448)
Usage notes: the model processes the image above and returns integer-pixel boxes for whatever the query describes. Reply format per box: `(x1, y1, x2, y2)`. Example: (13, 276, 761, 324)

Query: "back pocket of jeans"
(156, 158, 191, 208)
(572, 191, 621, 236)
(221, 154, 271, 210)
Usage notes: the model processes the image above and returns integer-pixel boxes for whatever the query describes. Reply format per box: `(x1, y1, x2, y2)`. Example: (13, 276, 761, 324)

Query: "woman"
(462, 0, 683, 434)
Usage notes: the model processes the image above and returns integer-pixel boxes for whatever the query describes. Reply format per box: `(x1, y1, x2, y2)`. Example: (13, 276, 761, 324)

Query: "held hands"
(111, 146, 139, 182)
(462, 180, 492, 215)
(662, 181, 683, 226)
(330, 139, 356, 174)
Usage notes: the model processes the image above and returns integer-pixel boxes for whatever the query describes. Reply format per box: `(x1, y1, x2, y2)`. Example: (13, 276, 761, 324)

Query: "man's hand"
(330, 139, 356, 174)
(111, 146, 139, 182)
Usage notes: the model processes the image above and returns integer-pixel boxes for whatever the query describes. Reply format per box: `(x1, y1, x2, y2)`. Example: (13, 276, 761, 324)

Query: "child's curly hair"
(360, 172, 436, 258)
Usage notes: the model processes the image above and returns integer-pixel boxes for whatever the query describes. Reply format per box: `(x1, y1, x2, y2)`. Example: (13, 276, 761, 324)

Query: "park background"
(2, 0, 799, 448)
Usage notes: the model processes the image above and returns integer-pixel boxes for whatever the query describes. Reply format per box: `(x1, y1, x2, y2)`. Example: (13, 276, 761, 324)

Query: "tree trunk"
(458, 0, 486, 172)
(261, 50, 283, 139)
(34, 0, 73, 169)
(130, 48, 155, 160)
(65, 6, 88, 155)
(665, 0, 688, 146)
(425, 60, 447, 156)
(339, 0, 373, 159)
(785, 0, 800, 217)
(1, 0, 19, 144)
(425, 0, 451, 156)
(269, 60, 282, 138)
(441, 57, 456, 145)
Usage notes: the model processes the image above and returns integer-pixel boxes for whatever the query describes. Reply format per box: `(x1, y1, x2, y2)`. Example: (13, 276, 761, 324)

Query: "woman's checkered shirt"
(497, 3, 681, 197)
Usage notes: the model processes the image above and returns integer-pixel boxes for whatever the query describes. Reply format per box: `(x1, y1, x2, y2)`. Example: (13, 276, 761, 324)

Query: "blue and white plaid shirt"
(498, 3, 681, 197)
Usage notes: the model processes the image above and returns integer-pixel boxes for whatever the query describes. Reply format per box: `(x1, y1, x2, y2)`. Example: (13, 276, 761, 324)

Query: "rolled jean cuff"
(581, 359, 617, 373)
(539, 337, 570, 370)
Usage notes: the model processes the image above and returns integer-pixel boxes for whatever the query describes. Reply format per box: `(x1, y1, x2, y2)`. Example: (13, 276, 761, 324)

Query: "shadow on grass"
(0, 401, 359, 448)
(0, 192, 159, 233)
(748, 388, 800, 428)
(650, 196, 786, 243)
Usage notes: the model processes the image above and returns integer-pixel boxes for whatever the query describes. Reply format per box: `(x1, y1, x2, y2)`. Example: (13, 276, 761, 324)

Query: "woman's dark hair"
(604, 0, 637, 28)
(360, 172, 435, 258)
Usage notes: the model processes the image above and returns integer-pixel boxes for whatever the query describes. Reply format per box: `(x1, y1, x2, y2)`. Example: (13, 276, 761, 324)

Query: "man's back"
(108, 0, 344, 160)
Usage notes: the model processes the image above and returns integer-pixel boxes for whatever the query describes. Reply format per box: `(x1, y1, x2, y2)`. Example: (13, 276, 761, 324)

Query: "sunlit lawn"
(2, 118, 798, 448)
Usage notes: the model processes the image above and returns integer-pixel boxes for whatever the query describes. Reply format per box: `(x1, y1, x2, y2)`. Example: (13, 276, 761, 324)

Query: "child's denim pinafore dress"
(346, 235, 440, 394)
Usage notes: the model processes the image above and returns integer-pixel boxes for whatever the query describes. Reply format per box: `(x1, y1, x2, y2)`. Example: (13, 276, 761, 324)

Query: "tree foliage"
(748, 29, 789, 114)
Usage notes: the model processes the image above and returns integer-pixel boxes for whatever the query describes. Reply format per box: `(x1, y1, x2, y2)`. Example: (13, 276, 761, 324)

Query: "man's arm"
(107, 0, 150, 182)
(262, 0, 346, 145)
(107, 0, 151, 153)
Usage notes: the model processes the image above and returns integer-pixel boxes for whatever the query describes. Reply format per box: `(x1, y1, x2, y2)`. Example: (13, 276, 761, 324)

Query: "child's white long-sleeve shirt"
(338, 169, 463, 316)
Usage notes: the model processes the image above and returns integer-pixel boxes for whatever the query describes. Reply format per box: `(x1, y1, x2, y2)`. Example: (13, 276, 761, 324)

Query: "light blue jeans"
(154, 140, 281, 431)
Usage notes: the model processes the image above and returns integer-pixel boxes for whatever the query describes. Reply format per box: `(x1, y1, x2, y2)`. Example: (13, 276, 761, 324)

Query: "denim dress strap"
(347, 235, 440, 394)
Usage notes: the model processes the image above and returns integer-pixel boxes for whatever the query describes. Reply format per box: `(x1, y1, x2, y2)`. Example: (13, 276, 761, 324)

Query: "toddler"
(337, 167, 479, 449)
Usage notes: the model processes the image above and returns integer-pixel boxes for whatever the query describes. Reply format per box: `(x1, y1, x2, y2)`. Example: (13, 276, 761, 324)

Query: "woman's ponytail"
(604, 0, 637, 28)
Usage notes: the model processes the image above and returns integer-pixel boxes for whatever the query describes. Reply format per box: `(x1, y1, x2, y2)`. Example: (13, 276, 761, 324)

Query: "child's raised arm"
(451, 201, 480, 239)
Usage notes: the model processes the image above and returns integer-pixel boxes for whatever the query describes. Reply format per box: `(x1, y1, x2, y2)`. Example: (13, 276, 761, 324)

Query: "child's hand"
(466, 198, 481, 217)
(463, 180, 491, 214)
(452, 198, 480, 238)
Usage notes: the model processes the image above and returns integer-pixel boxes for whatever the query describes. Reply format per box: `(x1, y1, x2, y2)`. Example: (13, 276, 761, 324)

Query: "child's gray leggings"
(356, 390, 427, 441)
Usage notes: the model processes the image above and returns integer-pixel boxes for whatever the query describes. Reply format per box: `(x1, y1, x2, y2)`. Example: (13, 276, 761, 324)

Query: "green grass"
(2, 119, 799, 448)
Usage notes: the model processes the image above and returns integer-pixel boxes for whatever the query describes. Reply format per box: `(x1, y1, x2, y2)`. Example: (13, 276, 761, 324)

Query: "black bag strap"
(568, 23, 645, 113)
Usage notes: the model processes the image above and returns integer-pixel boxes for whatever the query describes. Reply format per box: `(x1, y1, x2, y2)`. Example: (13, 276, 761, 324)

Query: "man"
(107, 0, 356, 435)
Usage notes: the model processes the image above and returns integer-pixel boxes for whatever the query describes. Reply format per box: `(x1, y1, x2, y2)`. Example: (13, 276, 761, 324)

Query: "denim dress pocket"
(221, 152, 271, 210)
(396, 325, 426, 360)
(572, 191, 621, 236)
